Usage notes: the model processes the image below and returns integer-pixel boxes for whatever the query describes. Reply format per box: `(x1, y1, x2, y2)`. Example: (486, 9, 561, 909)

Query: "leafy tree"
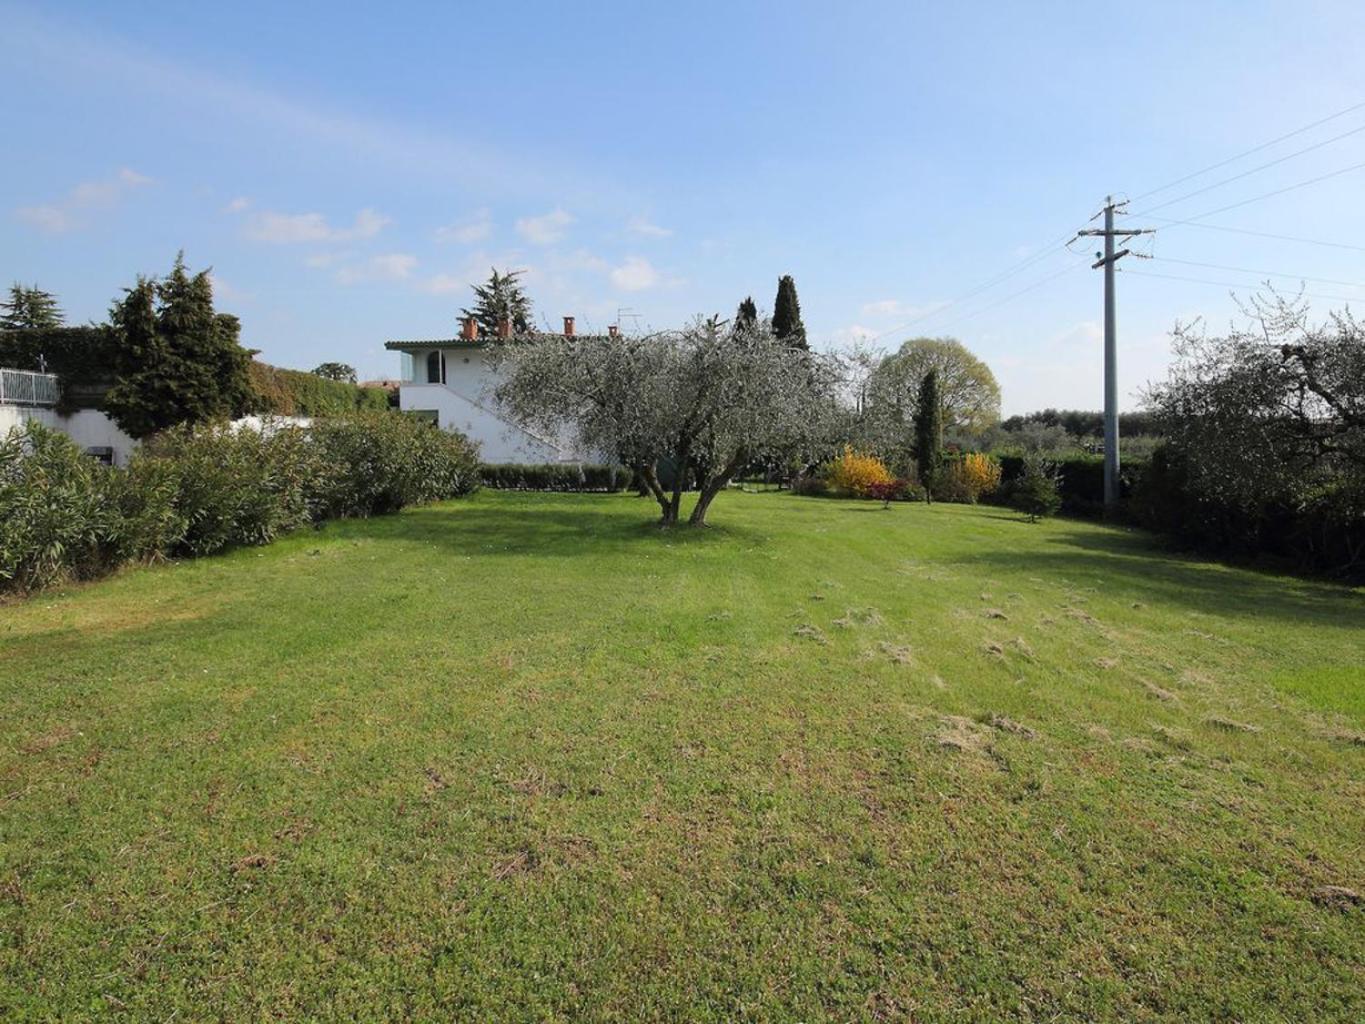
(103, 253, 254, 439)
(493, 318, 839, 526)
(1, 284, 63, 330)
(1141, 291, 1365, 569)
(1012, 457, 1062, 522)
(312, 362, 357, 383)
(735, 296, 758, 336)
(462, 268, 533, 338)
(913, 369, 943, 500)
(771, 275, 808, 350)
(867, 337, 1001, 438)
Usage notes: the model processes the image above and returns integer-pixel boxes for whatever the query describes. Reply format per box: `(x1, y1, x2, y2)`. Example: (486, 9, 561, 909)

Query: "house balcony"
(0, 369, 60, 407)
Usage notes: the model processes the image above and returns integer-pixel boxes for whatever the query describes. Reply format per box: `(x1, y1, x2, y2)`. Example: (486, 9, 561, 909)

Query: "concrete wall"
(0, 405, 139, 465)
(399, 346, 580, 464)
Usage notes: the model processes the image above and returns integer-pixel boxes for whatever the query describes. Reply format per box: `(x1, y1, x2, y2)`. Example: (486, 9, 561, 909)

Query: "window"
(426, 351, 444, 384)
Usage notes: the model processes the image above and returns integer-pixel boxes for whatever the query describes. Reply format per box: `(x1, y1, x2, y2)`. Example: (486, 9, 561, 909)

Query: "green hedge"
(1, 416, 480, 594)
(247, 362, 390, 416)
(995, 453, 1147, 516)
(480, 463, 630, 492)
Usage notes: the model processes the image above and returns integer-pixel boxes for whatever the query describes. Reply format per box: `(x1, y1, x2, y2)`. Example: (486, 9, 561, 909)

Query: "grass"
(2, 490, 1362, 1021)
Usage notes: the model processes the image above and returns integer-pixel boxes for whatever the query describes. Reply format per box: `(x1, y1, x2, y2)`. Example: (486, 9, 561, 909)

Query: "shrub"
(141, 423, 322, 556)
(0, 415, 481, 595)
(309, 414, 481, 519)
(1010, 457, 1062, 522)
(825, 447, 893, 497)
(790, 472, 830, 497)
(934, 453, 1002, 504)
(0, 423, 121, 590)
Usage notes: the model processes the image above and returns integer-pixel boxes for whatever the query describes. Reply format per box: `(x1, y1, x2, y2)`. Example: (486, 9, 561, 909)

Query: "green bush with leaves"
(0, 416, 481, 595)
(0, 424, 121, 590)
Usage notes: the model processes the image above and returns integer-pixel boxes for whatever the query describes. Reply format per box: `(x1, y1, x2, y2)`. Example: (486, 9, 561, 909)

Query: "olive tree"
(492, 317, 839, 526)
(1146, 291, 1365, 508)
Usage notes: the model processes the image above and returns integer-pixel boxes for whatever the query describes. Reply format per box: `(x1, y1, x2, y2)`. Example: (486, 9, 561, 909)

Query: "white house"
(387, 316, 605, 465)
(0, 368, 138, 465)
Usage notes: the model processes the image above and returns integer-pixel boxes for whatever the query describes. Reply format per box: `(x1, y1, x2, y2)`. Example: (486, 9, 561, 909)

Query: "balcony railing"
(0, 369, 61, 407)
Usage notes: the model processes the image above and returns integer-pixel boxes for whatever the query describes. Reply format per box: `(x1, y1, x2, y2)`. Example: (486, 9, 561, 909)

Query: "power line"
(1120, 267, 1359, 304)
(1130, 99, 1365, 203)
(1132, 157, 1365, 222)
(1147, 255, 1365, 289)
(868, 231, 1077, 341)
(1141, 216, 1365, 253)
(1129, 121, 1365, 217)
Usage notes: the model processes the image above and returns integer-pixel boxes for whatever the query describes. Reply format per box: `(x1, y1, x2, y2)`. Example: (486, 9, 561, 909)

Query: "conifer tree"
(104, 253, 253, 438)
(1, 284, 63, 330)
(462, 268, 533, 338)
(771, 275, 808, 350)
(913, 369, 944, 500)
(735, 296, 758, 336)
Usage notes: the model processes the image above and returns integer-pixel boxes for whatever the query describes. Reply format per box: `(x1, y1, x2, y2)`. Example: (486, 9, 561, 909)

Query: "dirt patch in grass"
(935, 715, 991, 754)
(1095, 657, 1119, 670)
(1311, 885, 1363, 911)
(232, 853, 276, 874)
(982, 641, 1006, 658)
(876, 641, 913, 665)
(1143, 681, 1178, 702)
(1204, 716, 1260, 734)
(981, 712, 1037, 739)
(793, 624, 828, 645)
(19, 726, 74, 754)
(983, 608, 1009, 620)
(833, 607, 883, 629)
(1153, 725, 1194, 751)
(1322, 727, 1365, 747)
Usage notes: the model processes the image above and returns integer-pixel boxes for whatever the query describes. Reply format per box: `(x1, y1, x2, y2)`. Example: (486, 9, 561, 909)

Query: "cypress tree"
(734, 296, 758, 336)
(913, 369, 944, 500)
(771, 275, 808, 350)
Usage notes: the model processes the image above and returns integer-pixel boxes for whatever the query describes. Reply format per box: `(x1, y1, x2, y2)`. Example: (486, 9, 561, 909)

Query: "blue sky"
(4, 1, 1364, 412)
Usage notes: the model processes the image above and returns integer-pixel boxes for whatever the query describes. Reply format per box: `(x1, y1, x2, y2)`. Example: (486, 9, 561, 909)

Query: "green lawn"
(2, 491, 1362, 1021)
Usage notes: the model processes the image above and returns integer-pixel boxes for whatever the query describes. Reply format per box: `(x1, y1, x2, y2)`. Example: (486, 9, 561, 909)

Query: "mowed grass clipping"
(1, 490, 1362, 1021)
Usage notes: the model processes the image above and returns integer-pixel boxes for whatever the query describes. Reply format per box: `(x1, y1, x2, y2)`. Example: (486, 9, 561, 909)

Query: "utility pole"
(1077, 197, 1152, 512)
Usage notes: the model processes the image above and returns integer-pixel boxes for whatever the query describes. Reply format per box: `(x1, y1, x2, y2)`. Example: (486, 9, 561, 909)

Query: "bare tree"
(492, 318, 839, 526)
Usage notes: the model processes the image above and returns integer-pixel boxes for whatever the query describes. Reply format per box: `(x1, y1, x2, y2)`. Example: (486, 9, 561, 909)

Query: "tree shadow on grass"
(954, 518, 1364, 630)
(323, 495, 769, 560)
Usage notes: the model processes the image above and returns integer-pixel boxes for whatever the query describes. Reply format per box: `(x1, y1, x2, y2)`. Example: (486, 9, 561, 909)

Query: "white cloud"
(208, 272, 249, 303)
(435, 209, 492, 244)
(858, 298, 947, 320)
(418, 251, 532, 296)
(224, 196, 252, 213)
(626, 216, 672, 238)
(244, 207, 389, 244)
(336, 252, 417, 285)
(829, 324, 881, 347)
(15, 167, 153, 233)
(515, 208, 573, 245)
(609, 256, 661, 292)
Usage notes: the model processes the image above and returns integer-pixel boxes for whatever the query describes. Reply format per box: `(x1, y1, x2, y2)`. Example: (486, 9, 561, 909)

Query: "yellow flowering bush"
(825, 447, 893, 497)
(935, 452, 1002, 504)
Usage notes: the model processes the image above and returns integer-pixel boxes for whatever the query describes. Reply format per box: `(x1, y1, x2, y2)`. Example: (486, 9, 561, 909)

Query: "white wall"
(399, 346, 581, 464)
(0, 405, 139, 465)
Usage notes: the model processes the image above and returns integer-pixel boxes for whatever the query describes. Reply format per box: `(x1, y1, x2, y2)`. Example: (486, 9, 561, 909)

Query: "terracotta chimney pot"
(563, 315, 575, 338)
(497, 318, 512, 339)
(608, 324, 619, 338)
(460, 316, 478, 341)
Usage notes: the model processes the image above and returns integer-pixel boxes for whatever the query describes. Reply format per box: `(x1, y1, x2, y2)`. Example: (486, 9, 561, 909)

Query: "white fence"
(0, 369, 60, 407)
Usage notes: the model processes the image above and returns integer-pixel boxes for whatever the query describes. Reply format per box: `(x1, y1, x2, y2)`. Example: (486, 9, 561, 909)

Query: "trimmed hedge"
(1, 415, 480, 594)
(995, 453, 1147, 517)
(480, 463, 630, 492)
(247, 362, 390, 416)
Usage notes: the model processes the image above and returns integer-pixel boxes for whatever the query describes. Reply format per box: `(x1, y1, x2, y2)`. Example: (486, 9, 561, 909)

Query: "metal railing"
(0, 369, 60, 407)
